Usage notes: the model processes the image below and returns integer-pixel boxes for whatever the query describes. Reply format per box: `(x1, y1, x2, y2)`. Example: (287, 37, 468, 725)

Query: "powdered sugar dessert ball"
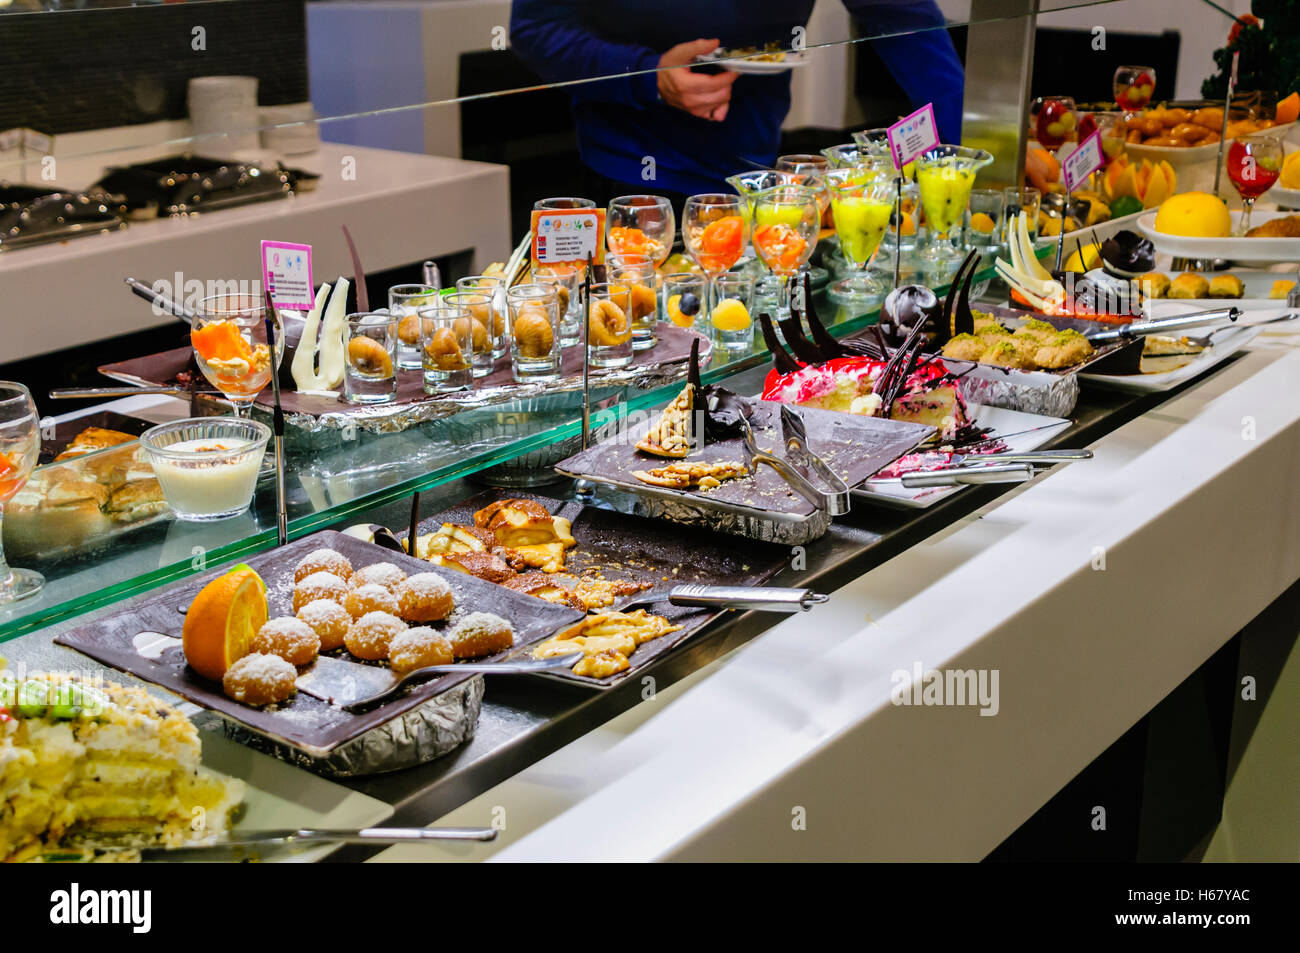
(396, 572, 455, 622)
(251, 617, 320, 666)
(447, 611, 514, 659)
(345, 611, 407, 660)
(297, 598, 351, 652)
(388, 626, 454, 674)
(345, 583, 399, 620)
(351, 562, 407, 594)
(223, 653, 297, 707)
(294, 548, 353, 584)
(294, 571, 348, 612)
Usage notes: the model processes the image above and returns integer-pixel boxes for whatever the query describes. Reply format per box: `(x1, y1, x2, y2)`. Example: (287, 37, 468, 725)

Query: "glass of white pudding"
(140, 418, 270, 521)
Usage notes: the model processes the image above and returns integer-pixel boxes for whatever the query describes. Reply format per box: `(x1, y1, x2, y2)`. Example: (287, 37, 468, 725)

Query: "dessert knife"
(878, 448, 1092, 478)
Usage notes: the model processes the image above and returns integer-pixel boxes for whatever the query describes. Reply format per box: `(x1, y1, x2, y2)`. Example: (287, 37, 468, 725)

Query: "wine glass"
(0, 381, 43, 604)
(1031, 96, 1078, 152)
(828, 166, 895, 304)
(683, 194, 749, 318)
(915, 144, 994, 269)
(192, 294, 280, 417)
(1113, 65, 1156, 114)
(750, 185, 820, 315)
(1227, 133, 1284, 234)
(607, 195, 675, 268)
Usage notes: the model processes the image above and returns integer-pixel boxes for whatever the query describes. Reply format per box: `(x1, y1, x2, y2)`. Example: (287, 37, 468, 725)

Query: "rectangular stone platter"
(414, 490, 794, 689)
(54, 530, 584, 755)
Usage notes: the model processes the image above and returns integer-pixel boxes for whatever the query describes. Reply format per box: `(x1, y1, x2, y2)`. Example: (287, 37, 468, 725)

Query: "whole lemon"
(1153, 192, 1232, 238)
(1280, 151, 1300, 191)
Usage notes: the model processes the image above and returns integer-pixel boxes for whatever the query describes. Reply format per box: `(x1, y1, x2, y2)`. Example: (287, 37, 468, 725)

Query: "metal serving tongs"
(617, 583, 828, 614)
(779, 404, 851, 514)
(738, 413, 848, 516)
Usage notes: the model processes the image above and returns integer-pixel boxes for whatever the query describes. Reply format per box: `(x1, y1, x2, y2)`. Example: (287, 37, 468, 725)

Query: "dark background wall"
(0, 0, 308, 135)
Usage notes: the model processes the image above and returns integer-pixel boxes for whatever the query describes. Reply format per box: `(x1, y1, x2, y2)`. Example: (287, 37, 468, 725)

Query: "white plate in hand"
(854, 405, 1072, 510)
(694, 50, 808, 74)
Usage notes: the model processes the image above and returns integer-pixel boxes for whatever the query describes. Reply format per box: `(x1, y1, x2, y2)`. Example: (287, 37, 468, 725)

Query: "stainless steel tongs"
(738, 414, 850, 516)
(779, 405, 852, 514)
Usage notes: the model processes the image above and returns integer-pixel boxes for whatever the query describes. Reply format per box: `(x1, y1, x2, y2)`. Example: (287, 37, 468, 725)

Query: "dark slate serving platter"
(55, 530, 584, 754)
(411, 490, 792, 689)
(556, 399, 934, 518)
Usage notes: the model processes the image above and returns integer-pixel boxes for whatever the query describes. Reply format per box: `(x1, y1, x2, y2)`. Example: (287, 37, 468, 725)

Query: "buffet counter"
(362, 338, 1300, 862)
(0, 143, 510, 362)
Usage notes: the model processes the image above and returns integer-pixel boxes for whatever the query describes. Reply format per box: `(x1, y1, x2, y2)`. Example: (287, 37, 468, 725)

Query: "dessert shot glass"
(608, 253, 659, 351)
(389, 283, 438, 370)
(965, 189, 1005, 251)
(444, 290, 497, 378)
(531, 266, 581, 347)
(710, 272, 755, 353)
(662, 272, 707, 333)
(1003, 186, 1041, 242)
(456, 275, 509, 358)
(586, 281, 635, 368)
(418, 301, 473, 393)
(343, 312, 398, 403)
(506, 283, 562, 383)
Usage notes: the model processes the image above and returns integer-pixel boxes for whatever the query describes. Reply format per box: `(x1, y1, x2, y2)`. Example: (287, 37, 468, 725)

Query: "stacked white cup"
(188, 76, 260, 155)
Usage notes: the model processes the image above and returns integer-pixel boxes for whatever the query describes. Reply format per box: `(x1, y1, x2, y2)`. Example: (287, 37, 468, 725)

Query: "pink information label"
(261, 240, 314, 311)
(887, 103, 940, 170)
(1062, 131, 1105, 192)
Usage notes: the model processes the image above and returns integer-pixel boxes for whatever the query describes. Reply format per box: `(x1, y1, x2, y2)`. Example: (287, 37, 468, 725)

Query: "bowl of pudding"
(140, 418, 270, 521)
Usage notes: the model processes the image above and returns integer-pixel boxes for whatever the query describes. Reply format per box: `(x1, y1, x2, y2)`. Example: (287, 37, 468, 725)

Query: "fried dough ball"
(297, 598, 352, 652)
(223, 653, 297, 707)
(513, 309, 554, 358)
(351, 562, 407, 593)
(348, 335, 394, 377)
(395, 572, 455, 622)
(589, 298, 632, 346)
(345, 583, 399, 620)
(293, 571, 349, 612)
(344, 611, 407, 660)
(252, 617, 321, 667)
(294, 548, 353, 584)
(387, 626, 455, 674)
(447, 611, 515, 658)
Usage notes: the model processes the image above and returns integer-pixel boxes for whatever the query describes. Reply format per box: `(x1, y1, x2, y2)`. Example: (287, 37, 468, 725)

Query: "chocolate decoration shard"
(686, 334, 753, 442)
(761, 312, 803, 375)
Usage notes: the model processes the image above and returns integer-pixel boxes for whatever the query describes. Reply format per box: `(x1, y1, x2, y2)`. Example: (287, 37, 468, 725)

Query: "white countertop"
(0, 143, 509, 362)
(372, 329, 1300, 862)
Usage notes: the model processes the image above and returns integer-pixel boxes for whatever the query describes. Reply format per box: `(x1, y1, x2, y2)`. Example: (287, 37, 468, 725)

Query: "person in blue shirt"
(509, 0, 964, 206)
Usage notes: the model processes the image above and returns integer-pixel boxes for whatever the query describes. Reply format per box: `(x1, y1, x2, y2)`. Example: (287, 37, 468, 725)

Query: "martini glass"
(0, 381, 43, 603)
(915, 145, 994, 271)
(682, 194, 749, 318)
(750, 186, 820, 316)
(851, 127, 892, 156)
(828, 166, 895, 305)
(192, 294, 280, 417)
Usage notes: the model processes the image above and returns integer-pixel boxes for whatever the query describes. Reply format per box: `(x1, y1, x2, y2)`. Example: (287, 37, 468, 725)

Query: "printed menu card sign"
(530, 208, 606, 271)
(1062, 131, 1105, 192)
(261, 240, 314, 311)
(887, 104, 940, 170)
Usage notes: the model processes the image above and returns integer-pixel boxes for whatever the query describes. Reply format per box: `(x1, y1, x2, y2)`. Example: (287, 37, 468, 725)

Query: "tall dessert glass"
(192, 294, 278, 417)
(915, 145, 994, 270)
(828, 168, 895, 304)
(750, 186, 820, 315)
(683, 194, 749, 317)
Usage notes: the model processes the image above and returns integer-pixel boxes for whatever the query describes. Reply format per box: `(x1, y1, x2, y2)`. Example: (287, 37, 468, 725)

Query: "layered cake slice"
(0, 671, 244, 862)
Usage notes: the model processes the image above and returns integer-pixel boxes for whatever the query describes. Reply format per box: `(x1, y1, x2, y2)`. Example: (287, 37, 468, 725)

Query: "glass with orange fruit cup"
(750, 186, 820, 316)
(607, 195, 675, 268)
(964, 189, 1005, 254)
(662, 273, 707, 334)
(683, 194, 749, 323)
(710, 273, 755, 353)
(0, 381, 43, 603)
(192, 294, 279, 417)
(608, 253, 659, 351)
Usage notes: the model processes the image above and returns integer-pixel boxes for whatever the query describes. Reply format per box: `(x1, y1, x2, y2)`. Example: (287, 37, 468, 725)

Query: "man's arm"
(510, 0, 738, 118)
(843, 0, 966, 142)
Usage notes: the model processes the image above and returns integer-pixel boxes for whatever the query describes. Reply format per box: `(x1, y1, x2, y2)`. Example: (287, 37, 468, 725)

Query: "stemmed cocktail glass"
(683, 194, 749, 319)
(750, 186, 820, 315)
(0, 381, 43, 603)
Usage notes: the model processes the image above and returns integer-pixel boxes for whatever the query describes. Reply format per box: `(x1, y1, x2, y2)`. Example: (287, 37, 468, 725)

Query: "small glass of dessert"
(1030, 96, 1078, 152)
(607, 195, 675, 270)
(442, 290, 496, 378)
(417, 301, 473, 393)
(750, 185, 820, 314)
(586, 282, 635, 368)
(389, 284, 439, 370)
(608, 253, 659, 351)
(530, 267, 581, 347)
(343, 312, 399, 403)
(1113, 66, 1155, 115)
(683, 194, 749, 320)
(710, 272, 755, 353)
(140, 417, 270, 521)
(0, 381, 43, 602)
(506, 284, 562, 383)
(915, 145, 994, 269)
(456, 275, 510, 357)
(1227, 133, 1283, 234)
(828, 163, 895, 304)
(662, 272, 708, 333)
(192, 294, 279, 418)
(1003, 186, 1042, 242)
(965, 188, 1006, 253)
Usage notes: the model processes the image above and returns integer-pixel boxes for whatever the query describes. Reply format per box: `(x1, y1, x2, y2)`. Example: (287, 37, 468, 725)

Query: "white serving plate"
(1078, 301, 1267, 394)
(695, 50, 808, 74)
(1270, 184, 1300, 209)
(854, 405, 1072, 510)
(181, 731, 393, 863)
(1137, 209, 1300, 262)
